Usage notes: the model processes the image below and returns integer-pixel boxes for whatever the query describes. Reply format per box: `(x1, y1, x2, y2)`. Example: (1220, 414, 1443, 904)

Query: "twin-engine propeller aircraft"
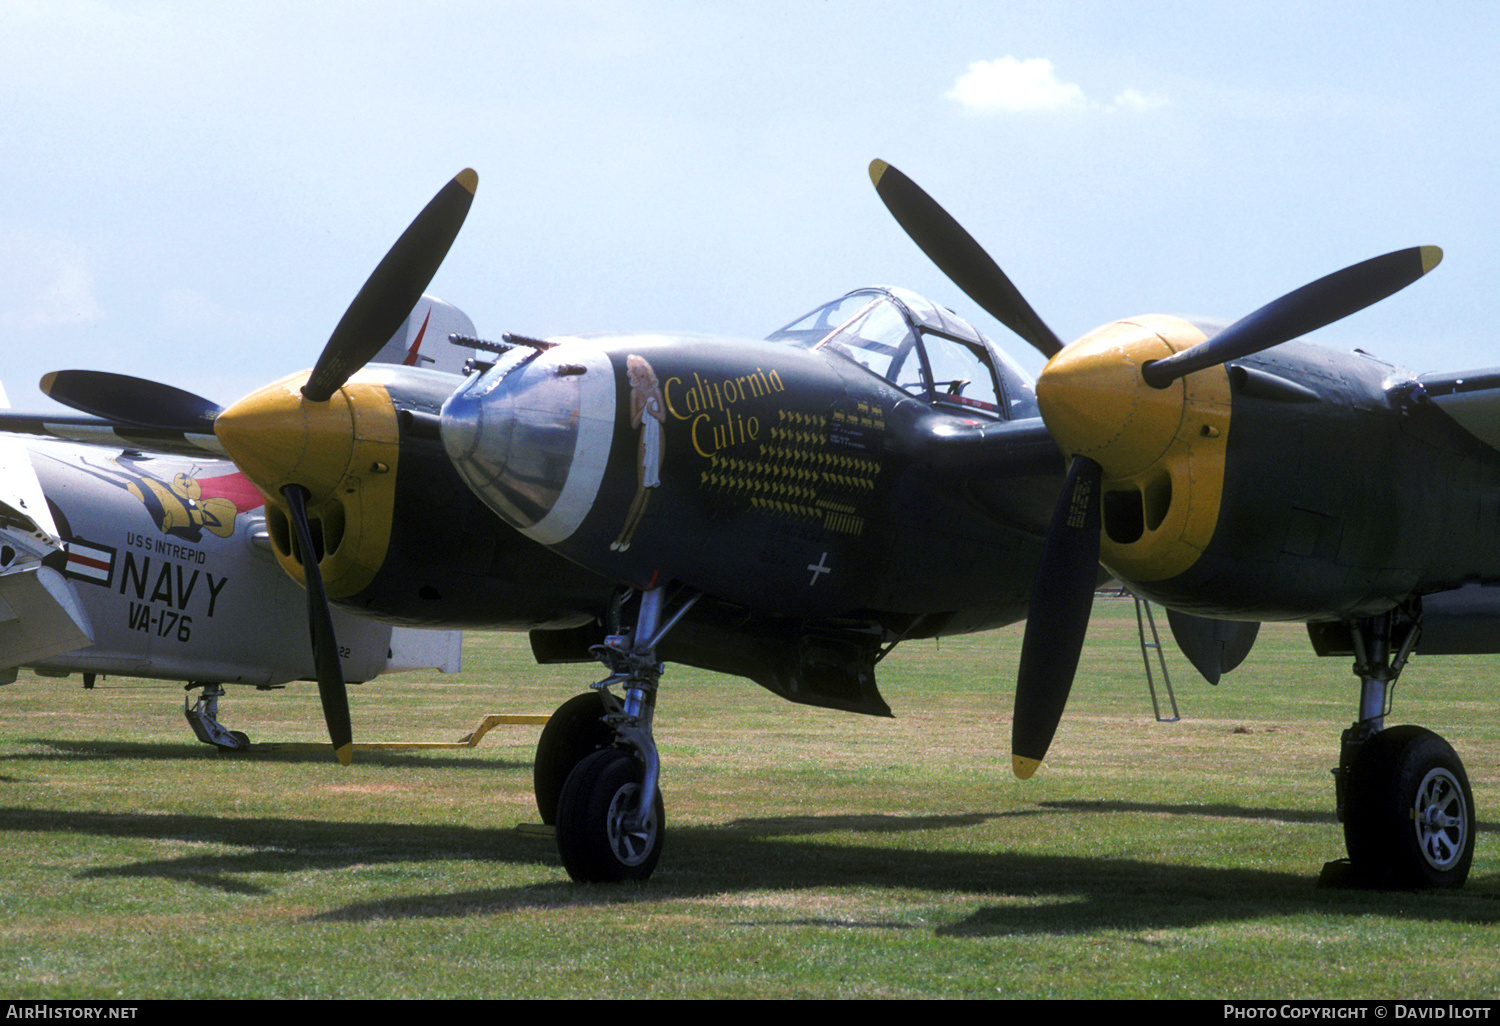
(31, 164, 1479, 892)
(0, 299, 484, 746)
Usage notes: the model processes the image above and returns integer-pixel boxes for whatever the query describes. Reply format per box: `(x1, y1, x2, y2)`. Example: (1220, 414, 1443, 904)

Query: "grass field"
(3, 598, 1497, 999)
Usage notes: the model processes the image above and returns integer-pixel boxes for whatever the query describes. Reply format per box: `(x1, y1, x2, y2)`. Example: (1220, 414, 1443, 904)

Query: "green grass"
(2, 598, 1497, 998)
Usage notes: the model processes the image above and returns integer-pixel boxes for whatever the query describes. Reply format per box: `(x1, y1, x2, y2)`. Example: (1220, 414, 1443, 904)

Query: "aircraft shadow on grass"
(3, 738, 527, 772)
(3, 805, 1495, 933)
(1042, 798, 1500, 834)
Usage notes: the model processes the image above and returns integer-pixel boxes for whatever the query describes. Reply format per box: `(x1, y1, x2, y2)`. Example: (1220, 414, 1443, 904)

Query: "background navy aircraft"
(34, 166, 1476, 892)
(0, 299, 484, 747)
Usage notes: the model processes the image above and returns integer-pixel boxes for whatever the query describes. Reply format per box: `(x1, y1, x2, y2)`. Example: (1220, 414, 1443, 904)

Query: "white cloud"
(1110, 87, 1170, 112)
(945, 57, 1086, 114)
(945, 57, 1168, 115)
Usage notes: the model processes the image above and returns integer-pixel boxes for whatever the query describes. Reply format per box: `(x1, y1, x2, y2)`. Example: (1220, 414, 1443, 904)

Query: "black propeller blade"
(303, 168, 478, 402)
(869, 159, 1064, 359)
(40, 370, 222, 432)
(1141, 246, 1442, 388)
(281, 484, 353, 765)
(276, 169, 476, 760)
(1012, 455, 1102, 778)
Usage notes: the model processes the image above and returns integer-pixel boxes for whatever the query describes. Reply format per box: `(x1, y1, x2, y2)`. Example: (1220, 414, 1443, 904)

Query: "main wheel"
(534, 692, 616, 825)
(1344, 725, 1474, 889)
(555, 748, 664, 883)
(211, 730, 251, 752)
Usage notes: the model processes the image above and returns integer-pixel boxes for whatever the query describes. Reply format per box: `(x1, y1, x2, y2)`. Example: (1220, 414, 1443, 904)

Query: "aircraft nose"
(440, 344, 618, 546)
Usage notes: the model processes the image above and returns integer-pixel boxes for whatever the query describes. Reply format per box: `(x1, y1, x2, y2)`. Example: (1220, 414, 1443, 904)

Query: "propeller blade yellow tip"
(1012, 755, 1042, 780)
(869, 159, 889, 186)
(455, 168, 478, 194)
(335, 744, 353, 767)
(1420, 246, 1443, 274)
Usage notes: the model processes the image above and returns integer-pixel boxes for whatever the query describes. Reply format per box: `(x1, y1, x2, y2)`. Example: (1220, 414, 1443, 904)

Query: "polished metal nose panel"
(441, 344, 617, 545)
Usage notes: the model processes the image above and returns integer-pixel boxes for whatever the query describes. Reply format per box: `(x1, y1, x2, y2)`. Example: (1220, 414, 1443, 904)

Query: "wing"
(1415, 367, 1500, 451)
(0, 412, 226, 458)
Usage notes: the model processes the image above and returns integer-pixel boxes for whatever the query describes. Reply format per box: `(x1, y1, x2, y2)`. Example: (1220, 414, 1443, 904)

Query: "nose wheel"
(556, 747, 665, 882)
(545, 584, 699, 883)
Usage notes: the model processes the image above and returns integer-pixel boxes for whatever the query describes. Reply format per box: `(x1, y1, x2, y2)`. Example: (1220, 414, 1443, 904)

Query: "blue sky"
(2, 1, 1495, 409)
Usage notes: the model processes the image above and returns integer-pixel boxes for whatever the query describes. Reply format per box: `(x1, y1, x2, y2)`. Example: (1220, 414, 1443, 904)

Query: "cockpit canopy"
(766, 286, 1039, 420)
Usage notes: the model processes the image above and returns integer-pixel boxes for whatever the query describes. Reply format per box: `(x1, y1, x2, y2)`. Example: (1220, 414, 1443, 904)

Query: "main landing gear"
(534, 585, 700, 882)
(1326, 613, 1475, 888)
(183, 683, 251, 751)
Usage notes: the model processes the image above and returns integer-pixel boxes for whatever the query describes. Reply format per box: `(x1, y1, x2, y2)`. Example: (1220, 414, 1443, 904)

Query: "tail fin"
(369, 295, 480, 377)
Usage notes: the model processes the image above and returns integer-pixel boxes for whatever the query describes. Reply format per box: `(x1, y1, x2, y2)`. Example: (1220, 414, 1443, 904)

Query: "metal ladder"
(1133, 594, 1180, 723)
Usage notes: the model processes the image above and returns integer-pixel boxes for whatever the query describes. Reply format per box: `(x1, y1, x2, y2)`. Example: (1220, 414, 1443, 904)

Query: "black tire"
(534, 692, 616, 825)
(211, 730, 250, 752)
(555, 748, 664, 883)
(1344, 725, 1475, 889)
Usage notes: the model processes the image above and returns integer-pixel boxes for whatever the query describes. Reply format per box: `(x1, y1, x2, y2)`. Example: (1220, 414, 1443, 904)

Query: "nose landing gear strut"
(546, 585, 700, 882)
